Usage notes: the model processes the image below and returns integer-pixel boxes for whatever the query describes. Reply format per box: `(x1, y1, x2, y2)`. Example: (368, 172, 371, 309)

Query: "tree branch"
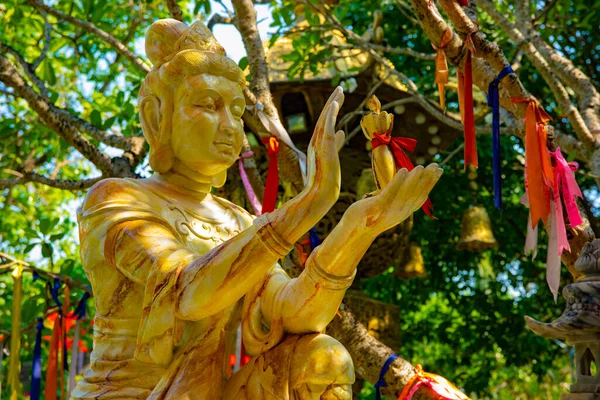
(31, 10, 52, 70)
(476, 0, 596, 148)
(508, 1, 600, 133)
(0, 40, 145, 159)
(0, 53, 117, 175)
(0, 172, 102, 191)
(208, 13, 235, 31)
(99, 12, 145, 93)
(165, 0, 184, 22)
(328, 303, 449, 399)
(407, 0, 587, 163)
(232, 0, 306, 191)
(29, 0, 151, 74)
(0, 41, 48, 98)
(333, 43, 436, 60)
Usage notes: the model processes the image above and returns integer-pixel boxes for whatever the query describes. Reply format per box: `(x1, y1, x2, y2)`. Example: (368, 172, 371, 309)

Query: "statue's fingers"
(324, 101, 340, 140)
(314, 87, 344, 134)
(382, 167, 410, 199)
(403, 164, 443, 211)
(335, 130, 345, 152)
(323, 86, 344, 111)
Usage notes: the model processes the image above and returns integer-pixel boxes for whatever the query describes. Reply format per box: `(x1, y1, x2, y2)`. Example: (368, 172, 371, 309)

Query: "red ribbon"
(372, 133, 434, 218)
(458, 0, 469, 6)
(261, 137, 280, 214)
(458, 34, 477, 168)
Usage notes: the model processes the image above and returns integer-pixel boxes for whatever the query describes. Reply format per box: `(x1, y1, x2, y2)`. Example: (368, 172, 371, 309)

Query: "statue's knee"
(290, 334, 354, 387)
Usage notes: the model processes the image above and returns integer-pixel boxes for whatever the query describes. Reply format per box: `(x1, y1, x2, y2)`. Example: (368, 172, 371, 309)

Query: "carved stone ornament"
(71, 18, 443, 399)
(526, 239, 600, 399)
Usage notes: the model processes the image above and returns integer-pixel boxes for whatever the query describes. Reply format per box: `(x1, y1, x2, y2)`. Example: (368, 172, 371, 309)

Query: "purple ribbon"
(487, 64, 514, 210)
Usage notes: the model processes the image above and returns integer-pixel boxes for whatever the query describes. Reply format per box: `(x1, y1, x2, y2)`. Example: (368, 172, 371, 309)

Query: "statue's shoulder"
(81, 178, 153, 212)
(212, 196, 255, 229)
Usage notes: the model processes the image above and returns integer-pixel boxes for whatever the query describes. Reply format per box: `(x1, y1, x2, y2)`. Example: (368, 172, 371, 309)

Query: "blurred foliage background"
(1, 0, 599, 398)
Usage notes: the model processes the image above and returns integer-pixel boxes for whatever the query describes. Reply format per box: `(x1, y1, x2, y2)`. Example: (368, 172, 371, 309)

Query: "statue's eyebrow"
(190, 88, 221, 100)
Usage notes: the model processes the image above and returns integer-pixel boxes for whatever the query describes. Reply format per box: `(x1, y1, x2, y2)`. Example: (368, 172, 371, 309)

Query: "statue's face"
(171, 74, 245, 176)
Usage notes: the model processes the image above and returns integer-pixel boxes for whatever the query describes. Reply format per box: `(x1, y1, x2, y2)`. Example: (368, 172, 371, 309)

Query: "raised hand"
(348, 164, 443, 234)
(303, 87, 345, 210)
(266, 87, 346, 245)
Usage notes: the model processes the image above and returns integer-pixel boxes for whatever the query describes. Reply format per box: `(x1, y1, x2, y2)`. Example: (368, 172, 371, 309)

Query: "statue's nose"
(219, 123, 236, 137)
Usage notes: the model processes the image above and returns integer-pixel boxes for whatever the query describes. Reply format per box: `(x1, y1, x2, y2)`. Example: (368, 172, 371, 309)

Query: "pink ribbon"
(405, 377, 466, 399)
(238, 151, 263, 216)
(546, 200, 562, 302)
(549, 147, 583, 228)
(520, 194, 538, 259)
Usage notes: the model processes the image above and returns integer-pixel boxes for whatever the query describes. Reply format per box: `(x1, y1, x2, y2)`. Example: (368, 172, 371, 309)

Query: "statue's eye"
(196, 98, 217, 111)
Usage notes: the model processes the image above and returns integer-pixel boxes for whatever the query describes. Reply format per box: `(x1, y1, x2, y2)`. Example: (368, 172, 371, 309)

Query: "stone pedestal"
(526, 240, 600, 398)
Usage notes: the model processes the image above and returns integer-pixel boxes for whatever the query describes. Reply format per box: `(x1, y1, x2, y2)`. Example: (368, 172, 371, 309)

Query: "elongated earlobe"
(140, 95, 173, 173)
(140, 95, 161, 145)
(211, 170, 227, 188)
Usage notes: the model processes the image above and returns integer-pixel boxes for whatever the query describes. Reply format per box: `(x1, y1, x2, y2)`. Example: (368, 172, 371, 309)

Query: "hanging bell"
(457, 206, 498, 252)
(395, 242, 427, 279)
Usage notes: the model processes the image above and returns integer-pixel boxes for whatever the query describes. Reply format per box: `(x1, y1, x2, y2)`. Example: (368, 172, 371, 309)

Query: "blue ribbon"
(487, 64, 514, 210)
(74, 290, 91, 320)
(374, 353, 399, 400)
(30, 318, 44, 400)
(51, 277, 62, 311)
(309, 227, 322, 250)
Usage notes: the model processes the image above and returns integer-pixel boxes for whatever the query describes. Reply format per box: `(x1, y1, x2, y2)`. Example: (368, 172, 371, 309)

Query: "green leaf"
(39, 216, 52, 235)
(91, 110, 102, 127)
(238, 56, 249, 71)
(41, 242, 53, 258)
(42, 60, 57, 86)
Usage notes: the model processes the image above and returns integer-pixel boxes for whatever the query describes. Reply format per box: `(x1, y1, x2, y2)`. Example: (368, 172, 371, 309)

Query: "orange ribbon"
(511, 97, 553, 228)
(60, 286, 70, 400)
(432, 28, 454, 111)
(45, 317, 60, 400)
(261, 136, 280, 214)
(45, 286, 70, 400)
(458, 33, 477, 168)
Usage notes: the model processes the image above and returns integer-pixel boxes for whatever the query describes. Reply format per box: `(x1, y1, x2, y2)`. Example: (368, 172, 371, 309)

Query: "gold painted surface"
(72, 19, 442, 400)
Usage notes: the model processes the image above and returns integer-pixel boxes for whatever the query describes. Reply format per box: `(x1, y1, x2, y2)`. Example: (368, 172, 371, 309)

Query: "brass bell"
(395, 242, 427, 279)
(457, 206, 498, 252)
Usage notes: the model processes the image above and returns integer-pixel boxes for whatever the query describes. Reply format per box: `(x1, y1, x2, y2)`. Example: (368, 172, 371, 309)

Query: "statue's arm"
(260, 165, 443, 333)
(103, 199, 337, 321)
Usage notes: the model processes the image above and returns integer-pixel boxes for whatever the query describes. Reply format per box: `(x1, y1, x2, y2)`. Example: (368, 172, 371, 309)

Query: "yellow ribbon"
(8, 265, 24, 400)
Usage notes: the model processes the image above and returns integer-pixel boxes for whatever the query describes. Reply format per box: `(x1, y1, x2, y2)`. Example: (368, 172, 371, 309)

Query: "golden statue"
(71, 19, 443, 400)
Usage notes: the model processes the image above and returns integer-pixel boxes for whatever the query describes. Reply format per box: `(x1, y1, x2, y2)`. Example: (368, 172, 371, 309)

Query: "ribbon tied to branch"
(511, 97, 554, 228)
(458, 32, 478, 168)
(432, 28, 454, 111)
(487, 64, 514, 210)
(398, 364, 469, 400)
(545, 147, 584, 300)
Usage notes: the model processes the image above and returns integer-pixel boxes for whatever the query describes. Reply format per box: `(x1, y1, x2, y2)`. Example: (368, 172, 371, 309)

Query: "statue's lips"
(214, 141, 234, 149)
